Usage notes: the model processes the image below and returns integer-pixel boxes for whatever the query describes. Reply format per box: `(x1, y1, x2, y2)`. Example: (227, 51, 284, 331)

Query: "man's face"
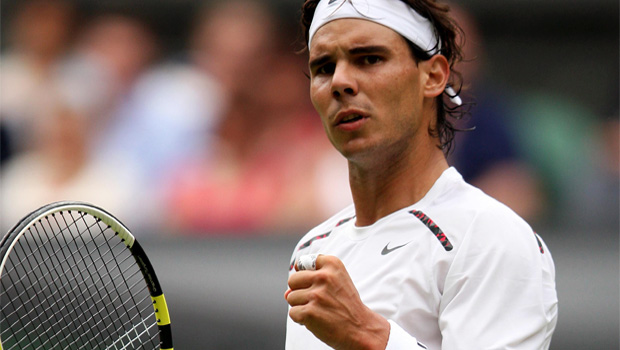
(309, 19, 428, 165)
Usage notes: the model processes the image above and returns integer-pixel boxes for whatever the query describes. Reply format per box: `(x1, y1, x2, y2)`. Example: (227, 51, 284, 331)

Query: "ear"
(421, 55, 450, 99)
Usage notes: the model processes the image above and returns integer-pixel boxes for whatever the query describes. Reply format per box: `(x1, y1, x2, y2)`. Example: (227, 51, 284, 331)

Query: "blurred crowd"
(1, 0, 617, 236)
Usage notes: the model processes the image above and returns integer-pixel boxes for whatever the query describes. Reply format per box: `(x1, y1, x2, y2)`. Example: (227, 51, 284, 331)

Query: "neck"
(348, 141, 448, 227)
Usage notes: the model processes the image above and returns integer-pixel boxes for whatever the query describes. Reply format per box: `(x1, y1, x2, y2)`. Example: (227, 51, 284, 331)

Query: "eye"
(315, 62, 336, 76)
(361, 55, 382, 65)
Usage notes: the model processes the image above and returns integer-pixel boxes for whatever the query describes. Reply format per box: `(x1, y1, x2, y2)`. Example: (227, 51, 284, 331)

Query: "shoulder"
(428, 169, 539, 255)
(436, 172, 555, 291)
(288, 204, 355, 271)
(464, 185, 535, 249)
(293, 204, 356, 250)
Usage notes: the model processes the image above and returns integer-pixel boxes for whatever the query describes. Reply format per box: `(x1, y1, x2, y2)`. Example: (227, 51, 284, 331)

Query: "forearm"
(335, 307, 390, 350)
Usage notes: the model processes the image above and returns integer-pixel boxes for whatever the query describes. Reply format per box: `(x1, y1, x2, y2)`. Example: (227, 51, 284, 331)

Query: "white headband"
(308, 0, 440, 54)
(308, 0, 462, 106)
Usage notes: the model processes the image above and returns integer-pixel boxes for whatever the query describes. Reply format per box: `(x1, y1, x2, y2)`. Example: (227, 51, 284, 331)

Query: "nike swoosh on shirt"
(381, 242, 411, 255)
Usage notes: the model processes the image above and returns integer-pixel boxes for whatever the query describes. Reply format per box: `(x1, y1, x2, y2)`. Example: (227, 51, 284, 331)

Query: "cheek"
(310, 90, 321, 115)
(309, 79, 320, 105)
(391, 69, 422, 111)
(375, 77, 418, 118)
(310, 82, 330, 118)
(375, 73, 424, 135)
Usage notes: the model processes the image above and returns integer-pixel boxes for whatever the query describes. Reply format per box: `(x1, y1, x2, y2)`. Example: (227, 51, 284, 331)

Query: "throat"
(348, 152, 449, 226)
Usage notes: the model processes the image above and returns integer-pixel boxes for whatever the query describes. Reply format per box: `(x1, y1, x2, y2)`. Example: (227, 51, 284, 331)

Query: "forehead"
(309, 18, 407, 55)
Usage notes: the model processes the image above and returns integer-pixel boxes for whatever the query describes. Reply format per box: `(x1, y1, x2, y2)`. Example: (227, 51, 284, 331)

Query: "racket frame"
(0, 201, 173, 350)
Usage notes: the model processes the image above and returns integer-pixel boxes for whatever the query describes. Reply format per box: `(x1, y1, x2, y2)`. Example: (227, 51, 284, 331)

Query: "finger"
(288, 303, 306, 324)
(287, 297, 328, 326)
(287, 269, 314, 291)
(296, 253, 320, 271)
(288, 302, 315, 325)
(285, 288, 310, 307)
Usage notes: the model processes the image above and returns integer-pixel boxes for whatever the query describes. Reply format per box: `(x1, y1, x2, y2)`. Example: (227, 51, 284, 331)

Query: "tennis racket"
(0, 201, 173, 350)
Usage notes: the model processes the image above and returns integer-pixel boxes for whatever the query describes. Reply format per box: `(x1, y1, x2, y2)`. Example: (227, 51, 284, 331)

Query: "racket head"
(0, 201, 173, 350)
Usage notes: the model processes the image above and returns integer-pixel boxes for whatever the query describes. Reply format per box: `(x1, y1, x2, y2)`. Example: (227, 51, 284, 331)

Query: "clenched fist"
(285, 254, 390, 350)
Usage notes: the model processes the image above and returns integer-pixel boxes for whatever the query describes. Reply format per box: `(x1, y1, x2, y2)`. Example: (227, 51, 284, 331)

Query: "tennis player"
(284, 0, 558, 349)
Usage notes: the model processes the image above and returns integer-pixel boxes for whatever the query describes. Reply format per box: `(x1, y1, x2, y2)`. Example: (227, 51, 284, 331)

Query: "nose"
(331, 63, 358, 98)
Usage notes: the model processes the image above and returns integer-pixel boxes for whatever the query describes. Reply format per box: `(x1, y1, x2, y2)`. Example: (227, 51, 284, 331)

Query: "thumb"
(296, 253, 321, 271)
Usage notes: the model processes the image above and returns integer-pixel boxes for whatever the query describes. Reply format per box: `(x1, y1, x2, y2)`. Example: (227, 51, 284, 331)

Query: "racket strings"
(0, 210, 160, 349)
(78, 213, 158, 350)
(6, 224, 80, 348)
(2, 213, 118, 349)
(68, 210, 158, 350)
(38, 213, 125, 350)
(1, 242, 46, 348)
(25, 213, 119, 349)
(35, 216, 105, 349)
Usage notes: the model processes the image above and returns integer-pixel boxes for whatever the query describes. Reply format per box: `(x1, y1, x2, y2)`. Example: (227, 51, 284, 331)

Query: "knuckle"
(313, 270, 329, 283)
(322, 254, 337, 265)
(331, 256, 346, 268)
(289, 309, 303, 323)
(321, 255, 344, 270)
(289, 306, 311, 325)
(306, 289, 320, 303)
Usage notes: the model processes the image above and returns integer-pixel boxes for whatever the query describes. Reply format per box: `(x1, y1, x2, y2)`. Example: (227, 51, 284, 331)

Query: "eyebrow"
(349, 45, 391, 56)
(309, 55, 331, 71)
(309, 45, 391, 71)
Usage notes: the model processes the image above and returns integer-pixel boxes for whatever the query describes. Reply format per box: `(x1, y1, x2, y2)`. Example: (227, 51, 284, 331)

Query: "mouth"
(334, 110, 368, 126)
(339, 114, 364, 124)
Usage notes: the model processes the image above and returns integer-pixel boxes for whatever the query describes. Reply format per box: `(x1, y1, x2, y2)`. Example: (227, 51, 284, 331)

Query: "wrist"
(348, 309, 390, 350)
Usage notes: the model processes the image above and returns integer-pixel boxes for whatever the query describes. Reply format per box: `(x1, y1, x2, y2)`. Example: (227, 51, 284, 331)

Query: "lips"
(334, 109, 368, 126)
(340, 114, 363, 124)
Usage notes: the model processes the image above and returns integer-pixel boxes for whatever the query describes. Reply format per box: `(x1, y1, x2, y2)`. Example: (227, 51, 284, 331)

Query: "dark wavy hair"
(299, 0, 468, 154)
